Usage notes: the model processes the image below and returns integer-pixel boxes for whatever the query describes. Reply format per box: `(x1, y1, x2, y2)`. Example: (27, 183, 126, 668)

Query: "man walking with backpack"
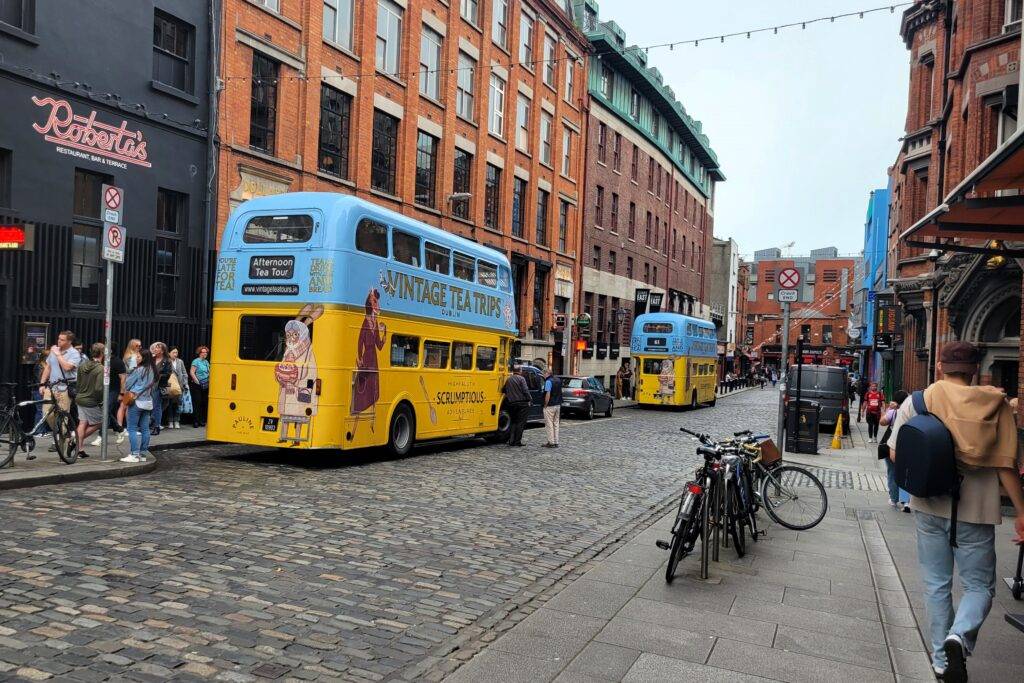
(889, 342, 1024, 682)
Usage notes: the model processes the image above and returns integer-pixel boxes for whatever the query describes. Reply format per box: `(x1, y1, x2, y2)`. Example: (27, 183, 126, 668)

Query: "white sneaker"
(90, 436, 103, 447)
(120, 454, 141, 463)
(116, 432, 126, 444)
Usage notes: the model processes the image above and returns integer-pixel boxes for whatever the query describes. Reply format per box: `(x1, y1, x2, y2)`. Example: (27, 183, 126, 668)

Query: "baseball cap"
(940, 341, 980, 374)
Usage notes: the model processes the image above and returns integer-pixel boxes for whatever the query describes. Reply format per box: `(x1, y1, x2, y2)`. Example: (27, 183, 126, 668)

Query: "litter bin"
(785, 399, 820, 454)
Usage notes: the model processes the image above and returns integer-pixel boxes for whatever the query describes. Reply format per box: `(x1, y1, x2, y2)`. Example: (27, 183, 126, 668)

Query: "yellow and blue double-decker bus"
(208, 193, 519, 455)
(632, 312, 718, 409)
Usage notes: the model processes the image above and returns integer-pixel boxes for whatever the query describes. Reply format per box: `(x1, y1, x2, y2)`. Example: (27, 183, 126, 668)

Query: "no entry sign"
(102, 184, 124, 224)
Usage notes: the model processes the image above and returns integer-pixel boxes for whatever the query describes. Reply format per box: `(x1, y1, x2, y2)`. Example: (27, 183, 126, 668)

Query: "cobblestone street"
(0, 390, 776, 682)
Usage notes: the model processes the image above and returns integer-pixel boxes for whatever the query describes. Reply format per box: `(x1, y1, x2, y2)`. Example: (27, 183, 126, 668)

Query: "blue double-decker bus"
(631, 312, 717, 408)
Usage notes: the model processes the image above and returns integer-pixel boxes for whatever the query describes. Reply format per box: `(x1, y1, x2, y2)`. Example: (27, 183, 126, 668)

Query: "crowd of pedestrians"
(25, 330, 210, 464)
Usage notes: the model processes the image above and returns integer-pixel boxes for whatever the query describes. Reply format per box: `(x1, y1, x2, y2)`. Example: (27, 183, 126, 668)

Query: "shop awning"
(901, 125, 1024, 255)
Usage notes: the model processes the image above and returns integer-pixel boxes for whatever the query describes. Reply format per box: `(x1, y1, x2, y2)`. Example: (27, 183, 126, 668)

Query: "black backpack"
(894, 391, 962, 546)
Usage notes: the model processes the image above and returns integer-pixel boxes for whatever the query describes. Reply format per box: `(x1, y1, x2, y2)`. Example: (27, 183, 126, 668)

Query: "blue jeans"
(126, 405, 152, 455)
(884, 457, 910, 505)
(151, 395, 162, 430)
(915, 511, 996, 670)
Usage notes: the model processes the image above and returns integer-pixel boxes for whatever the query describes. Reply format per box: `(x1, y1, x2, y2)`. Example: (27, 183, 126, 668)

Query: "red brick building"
(745, 249, 858, 370)
(216, 0, 589, 371)
(889, 0, 1021, 396)
(574, 9, 723, 384)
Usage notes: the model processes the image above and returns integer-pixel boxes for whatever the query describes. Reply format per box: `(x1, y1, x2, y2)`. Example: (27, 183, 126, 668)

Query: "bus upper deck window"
(497, 265, 512, 292)
(356, 218, 388, 257)
(243, 215, 314, 244)
(425, 242, 451, 275)
(393, 230, 420, 267)
(454, 252, 475, 281)
(477, 261, 497, 287)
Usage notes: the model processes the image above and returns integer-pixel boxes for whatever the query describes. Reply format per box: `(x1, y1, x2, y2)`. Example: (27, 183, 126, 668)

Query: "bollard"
(830, 414, 844, 450)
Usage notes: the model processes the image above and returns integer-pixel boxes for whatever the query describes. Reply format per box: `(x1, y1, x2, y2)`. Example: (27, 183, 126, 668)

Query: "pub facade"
(0, 1, 214, 383)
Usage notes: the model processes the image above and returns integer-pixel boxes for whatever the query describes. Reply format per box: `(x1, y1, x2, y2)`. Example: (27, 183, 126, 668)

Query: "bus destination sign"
(249, 255, 295, 279)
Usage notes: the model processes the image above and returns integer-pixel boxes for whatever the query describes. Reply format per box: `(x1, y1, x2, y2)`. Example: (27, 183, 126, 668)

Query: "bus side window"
(425, 242, 451, 275)
(390, 335, 420, 367)
(497, 265, 512, 292)
(423, 341, 450, 369)
(477, 346, 496, 371)
(393, 230, 421, 267)
(498, 339, 508, 369)
(356, 218, 389, 257)
(452, 342, 474, 370)
(477, 261, 498, 287)
(454, 252, 475, 281)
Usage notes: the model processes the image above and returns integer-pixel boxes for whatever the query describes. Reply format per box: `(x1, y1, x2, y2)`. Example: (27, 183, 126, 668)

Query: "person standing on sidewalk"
(888, 342, 1024, 682)
(857, 375, 869, 421)
(863, 382, 884, 442)
(878, 390, 910, 512)
(122, 349, 159, 463)
(616, 359, 633, 400)
(502, 366, 531, 447)
(40, 330, 82, 433)
(91, 343, 127, 448)
(189, 346, 210, 428)
(542, 370, 562, 448)
(149, 342, 172, 435)
(166, 347, 189, 429)
(74, 343, 111, 458)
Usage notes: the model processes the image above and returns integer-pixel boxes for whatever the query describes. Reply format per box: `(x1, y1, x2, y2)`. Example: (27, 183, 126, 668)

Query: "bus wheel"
(486, 404, 511, 443)
(387, 404, 415, 457)
(691, 391, 698, 410)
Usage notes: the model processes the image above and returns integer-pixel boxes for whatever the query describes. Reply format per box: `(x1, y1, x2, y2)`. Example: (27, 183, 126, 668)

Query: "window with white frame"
(519, 12, 534, 67)
(540, 110, 553, 165)
(1006, 0, 1023, 30)
(456, 52, 476, 120)
(323, 0, 353, 49)
(600, 64, 613, 99)
(543, 33, 557, 87)
(256, 0, 279, 11)
(516, 94, 531, 152)
(461, 0, 479, 26)
(561, 128, 571, 176)
(489, 73, 506, 136)
(376, 0, 403, 76)
(492, 0, 508, 48)
(564, 54, 575, 101)
(419, 26, 442, 100)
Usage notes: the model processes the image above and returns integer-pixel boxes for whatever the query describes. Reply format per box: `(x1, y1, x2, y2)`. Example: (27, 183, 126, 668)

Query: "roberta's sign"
(31, 96, 151, 169)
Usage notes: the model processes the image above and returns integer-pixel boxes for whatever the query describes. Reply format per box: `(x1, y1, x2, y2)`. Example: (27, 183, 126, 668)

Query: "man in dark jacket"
(502, 366, 531, 447)
(74, 343, 106, 457)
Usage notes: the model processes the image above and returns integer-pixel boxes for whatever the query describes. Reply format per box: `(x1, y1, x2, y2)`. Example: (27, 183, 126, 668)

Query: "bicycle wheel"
(0, 413, 16, 468)
(666, 497, 699, 583)
(740, 469, 758, 542)
(53, 411, 79, 464)
(699, 481, 712, 579)
(760, 465, 828, 530)
(726, 481, 746, 558)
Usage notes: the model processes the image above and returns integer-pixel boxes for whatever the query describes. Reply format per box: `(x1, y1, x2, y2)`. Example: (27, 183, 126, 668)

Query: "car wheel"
(605, 398, 613, 417)
(585, 401, 594, 420)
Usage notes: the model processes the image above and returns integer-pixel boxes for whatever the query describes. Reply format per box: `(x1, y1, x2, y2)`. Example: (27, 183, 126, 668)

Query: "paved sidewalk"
(446, 418, 1024, 682)
(0, 425, 207, 490)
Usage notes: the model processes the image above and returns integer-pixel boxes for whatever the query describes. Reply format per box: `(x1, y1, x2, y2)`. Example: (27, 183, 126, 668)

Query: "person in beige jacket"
(888, 341, 1024, 682)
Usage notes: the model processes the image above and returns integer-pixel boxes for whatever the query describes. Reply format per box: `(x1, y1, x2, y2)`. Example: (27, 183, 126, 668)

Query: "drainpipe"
(199, 0, 221, 344)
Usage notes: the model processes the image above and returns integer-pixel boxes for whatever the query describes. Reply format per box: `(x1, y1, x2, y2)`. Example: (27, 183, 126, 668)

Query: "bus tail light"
(231, 373, 236, 390)
(315, 378, 322, 396)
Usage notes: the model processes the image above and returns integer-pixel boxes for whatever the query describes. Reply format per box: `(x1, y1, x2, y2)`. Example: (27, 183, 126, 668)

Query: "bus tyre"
(387, 404, 415, 457)
(487, 404, 511, 443)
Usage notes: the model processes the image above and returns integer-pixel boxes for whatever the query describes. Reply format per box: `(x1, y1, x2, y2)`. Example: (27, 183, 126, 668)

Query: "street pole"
(100, 261, 113, 462)
(776, 301, 790, 450)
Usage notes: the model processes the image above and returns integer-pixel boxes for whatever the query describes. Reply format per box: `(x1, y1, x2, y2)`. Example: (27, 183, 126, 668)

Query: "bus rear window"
(239, 315, 313, 361)
(243, 215, 314, 244)
(642, 359, 666, 375)
(356, 218, 388, 257)
(642, 322, 673, 333)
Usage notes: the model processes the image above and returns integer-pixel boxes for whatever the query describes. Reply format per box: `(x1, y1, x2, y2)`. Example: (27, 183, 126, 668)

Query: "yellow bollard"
(830, 413, 843, 450)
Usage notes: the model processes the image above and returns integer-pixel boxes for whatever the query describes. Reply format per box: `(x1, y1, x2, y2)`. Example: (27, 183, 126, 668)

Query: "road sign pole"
(777, 301, 790, 450)
(100, 261, 113, 462)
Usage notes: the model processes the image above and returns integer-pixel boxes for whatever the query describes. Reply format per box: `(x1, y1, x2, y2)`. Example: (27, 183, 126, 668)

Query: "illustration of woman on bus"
(657, 358, 675, 399)
(351, 287, 386, 434)
(274, 304, 322, 443)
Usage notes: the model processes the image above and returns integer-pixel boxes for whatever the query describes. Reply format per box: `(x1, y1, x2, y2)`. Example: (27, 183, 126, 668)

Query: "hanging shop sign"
(31, 96, 152, 169)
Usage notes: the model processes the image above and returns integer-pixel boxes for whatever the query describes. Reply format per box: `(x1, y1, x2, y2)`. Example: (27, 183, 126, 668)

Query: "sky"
(595, 0, 912, 258)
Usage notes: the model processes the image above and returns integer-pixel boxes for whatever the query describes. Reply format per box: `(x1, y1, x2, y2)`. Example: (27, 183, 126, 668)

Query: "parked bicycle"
(658, 427, 828, 582)
(0, 381, 79, 467)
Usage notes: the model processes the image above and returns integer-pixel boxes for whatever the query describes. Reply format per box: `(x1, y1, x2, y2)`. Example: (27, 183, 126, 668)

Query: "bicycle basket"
(759, 439, 781, 466)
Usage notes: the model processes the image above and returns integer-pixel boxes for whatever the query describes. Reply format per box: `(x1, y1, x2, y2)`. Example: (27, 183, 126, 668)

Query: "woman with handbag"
(149, 342, 172, 435)
(189, 346, 210, 428)
(121, 349, 158, 463)
(164, 347, 189, 429)
(878, 389, 910, 512)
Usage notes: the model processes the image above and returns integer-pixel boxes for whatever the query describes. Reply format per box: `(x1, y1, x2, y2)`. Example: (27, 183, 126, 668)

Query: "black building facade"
(0, 0, 214, 383)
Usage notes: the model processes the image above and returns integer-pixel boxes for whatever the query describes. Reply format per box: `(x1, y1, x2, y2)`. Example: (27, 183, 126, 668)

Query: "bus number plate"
(262, 417, 279, 432)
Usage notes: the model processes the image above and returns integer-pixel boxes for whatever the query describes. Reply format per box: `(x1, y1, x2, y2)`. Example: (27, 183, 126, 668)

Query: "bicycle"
(0, 381, 80, 467)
